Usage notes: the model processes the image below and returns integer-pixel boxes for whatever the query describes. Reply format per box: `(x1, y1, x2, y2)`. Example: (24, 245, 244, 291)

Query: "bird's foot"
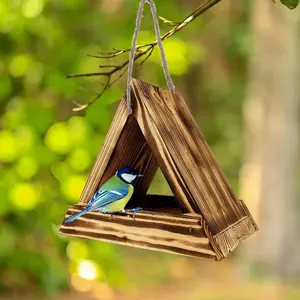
(101, 211, 115, 219)
(122, 207, 143, 220)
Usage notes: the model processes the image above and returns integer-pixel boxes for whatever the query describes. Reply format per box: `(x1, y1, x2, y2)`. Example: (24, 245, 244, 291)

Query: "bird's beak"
(138, 174, 144, 177)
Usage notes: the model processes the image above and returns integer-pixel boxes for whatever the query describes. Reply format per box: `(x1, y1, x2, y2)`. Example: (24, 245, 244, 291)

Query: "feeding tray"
(59, 79, 258, 261)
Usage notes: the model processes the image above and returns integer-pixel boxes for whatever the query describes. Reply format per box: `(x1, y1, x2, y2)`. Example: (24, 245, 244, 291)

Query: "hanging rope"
(126, 0, 175, 114)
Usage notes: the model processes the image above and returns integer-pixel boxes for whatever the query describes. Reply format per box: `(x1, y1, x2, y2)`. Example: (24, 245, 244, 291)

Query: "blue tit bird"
(64, 166, 143, 223)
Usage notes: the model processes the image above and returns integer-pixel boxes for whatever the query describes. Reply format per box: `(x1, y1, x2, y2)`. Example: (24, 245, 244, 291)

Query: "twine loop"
(126, 0, 175, 114)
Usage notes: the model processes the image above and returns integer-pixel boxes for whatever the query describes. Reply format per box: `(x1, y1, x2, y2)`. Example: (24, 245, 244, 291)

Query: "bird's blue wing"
(86, 185, 129, 210)
(87, 190, 107, 207)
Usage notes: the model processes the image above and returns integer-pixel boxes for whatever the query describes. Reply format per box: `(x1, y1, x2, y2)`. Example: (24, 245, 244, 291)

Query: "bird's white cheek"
(121, 174, 136, 183)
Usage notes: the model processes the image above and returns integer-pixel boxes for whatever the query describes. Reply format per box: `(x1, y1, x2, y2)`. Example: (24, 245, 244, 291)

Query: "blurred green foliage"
(0, 0, 251, 298)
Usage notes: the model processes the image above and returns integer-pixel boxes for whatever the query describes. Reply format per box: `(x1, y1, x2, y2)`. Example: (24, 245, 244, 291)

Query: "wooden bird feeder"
(59, 79, 258, 261)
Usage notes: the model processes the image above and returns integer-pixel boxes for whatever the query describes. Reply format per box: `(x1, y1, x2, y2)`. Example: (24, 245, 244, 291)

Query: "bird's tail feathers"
(64, 208, 90, 223)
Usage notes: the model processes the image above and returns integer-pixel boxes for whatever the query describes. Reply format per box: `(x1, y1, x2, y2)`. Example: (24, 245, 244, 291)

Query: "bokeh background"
(0, 0, 300, 299)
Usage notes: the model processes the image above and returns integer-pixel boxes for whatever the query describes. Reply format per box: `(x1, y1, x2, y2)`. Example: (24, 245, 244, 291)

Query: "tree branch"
(69, 0, 222, 111)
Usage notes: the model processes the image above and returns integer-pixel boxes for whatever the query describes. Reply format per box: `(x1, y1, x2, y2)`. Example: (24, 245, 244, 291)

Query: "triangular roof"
(59, 78, 258, 260)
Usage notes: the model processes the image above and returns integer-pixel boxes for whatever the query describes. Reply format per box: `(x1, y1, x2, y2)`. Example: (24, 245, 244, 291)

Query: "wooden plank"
(131, 78, 258, 257)
(59, 205, 217, 260)
(78, 98, 128, 204)
(79, 98, 158, 205)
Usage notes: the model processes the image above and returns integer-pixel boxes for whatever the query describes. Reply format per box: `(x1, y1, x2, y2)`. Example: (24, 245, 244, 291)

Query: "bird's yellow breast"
(104, 184, 134, 212)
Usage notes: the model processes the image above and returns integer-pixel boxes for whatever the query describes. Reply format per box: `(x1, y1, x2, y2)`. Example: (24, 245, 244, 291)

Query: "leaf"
(280, 0, 299, 9)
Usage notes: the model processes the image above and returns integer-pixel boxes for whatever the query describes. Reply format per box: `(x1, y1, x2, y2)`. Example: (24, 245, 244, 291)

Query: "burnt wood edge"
(212, 200, 259, 257)
(214, 216, 257, 257)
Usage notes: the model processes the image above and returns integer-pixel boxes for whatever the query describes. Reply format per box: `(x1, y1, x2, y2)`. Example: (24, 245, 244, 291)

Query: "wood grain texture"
(130, 78, 258, 257)
(59, 204, 217, 260)
(59, 78, 257, 260)
(78, 97, 158, 205)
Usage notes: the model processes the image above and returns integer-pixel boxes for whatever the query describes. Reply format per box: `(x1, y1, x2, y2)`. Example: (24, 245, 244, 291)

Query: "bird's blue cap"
(116, 166, 143, 179)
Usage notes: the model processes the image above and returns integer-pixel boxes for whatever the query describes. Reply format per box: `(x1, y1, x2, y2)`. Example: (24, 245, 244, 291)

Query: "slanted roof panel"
(131, 78, 258, 256)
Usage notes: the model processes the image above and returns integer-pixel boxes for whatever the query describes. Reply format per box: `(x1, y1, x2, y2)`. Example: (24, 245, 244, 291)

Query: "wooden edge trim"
(213, 216, 258, 257)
